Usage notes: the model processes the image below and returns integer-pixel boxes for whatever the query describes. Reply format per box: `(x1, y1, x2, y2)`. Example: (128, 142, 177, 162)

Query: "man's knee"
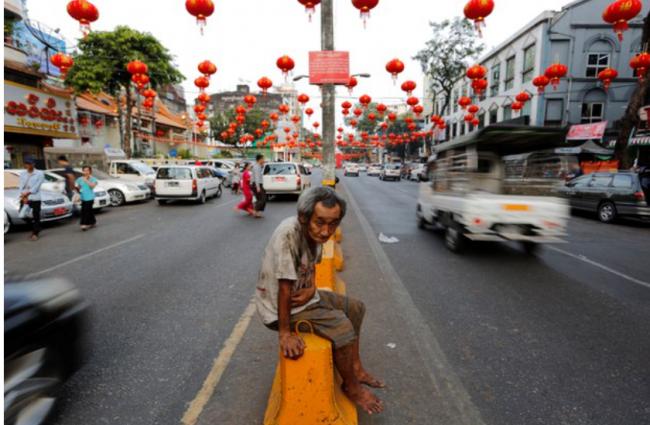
(347, 297, 366, 333)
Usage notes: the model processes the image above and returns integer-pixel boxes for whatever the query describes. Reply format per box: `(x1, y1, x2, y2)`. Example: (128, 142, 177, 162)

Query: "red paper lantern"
(359, 94, 372, 108)
(458, 96, 472, 110)
(603, 0, 642, 41)
(388, 112, 397, 122)
(349, 119, 358, 127)
(305, 108, 314, 119)
(244, 95, 257, 109)
(511, 101, 523, 112)
(368, 112, 377, 121)
(261, 120, 270, 130)
(464, 0, 494, 36)
(186, 0, 215, 35)
(466, 64, 487, 80)
(143, 98, 155, 109)
(515, 91, 531, 103)
(598, 67, 618, 91)
(298, 0, 321, 22)
(545, 63, 568, 90)
(291, 115, 301, 124)
(342, 109, 350, 116)
(131, 73, 150, 89)
(142, 89, 157, 99)
(406, 97, 419, 107)
(198, 60, 217, 78)
(194, 104, 206, 114)
(194, 76, 210, 92)
(197, 113, 207, 121)
(257, 77, 273, 95)
(532, 75, 550, 94)
(235, 105, 247, 115)
(471, 117, 480, 127)
(438, 121, 447, 130)
(412, 105, 424, 117)
(127, 60, 148, 75)
(376, 103, 387, 115)
(341, 101, 353, 110)
(276, 55, 295, 78)
(385, 58, 405, 83)
(346, 76, 358, 95)
(351, 0, 379, 27)
(471, 78, 488, 96)
(464, 113, 475, 122)
(197, 92, 210, 104)
(313, 122, 320, 129)
(297, 93, 310, 105)
(269, 113, 279, 123)
(353, 108, 363, 117)
(467, 105, 480, 114)
(67, 0, 99, 36)
(401, 80, 417, 96)
(630, 52, 650, 81)
(50, 53, 74, 75)
(279, 104, 290, 115)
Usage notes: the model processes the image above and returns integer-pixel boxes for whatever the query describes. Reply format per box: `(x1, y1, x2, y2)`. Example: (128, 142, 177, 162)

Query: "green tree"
(210, 107, 269, 144)
(64, 26, 184, 158)
(414, 18, 484, 120)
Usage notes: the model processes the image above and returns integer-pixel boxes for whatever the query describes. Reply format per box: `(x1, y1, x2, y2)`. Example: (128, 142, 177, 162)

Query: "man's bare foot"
(343, 384, 384, 415)
(30, 234, 38, 241)
(356, 369, 385, 388)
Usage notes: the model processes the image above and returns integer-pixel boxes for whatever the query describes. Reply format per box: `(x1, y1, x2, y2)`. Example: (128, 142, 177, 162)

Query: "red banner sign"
(566, 121, 608, 140)
(309, 51, 350, 85)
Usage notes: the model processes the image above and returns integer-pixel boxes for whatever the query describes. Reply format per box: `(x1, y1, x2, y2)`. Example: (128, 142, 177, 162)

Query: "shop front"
(4, 81, 78, 168)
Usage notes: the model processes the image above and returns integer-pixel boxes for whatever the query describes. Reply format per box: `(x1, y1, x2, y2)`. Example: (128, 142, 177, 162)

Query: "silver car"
(4, 173, 73, 234)
(41, 171, 110, 212)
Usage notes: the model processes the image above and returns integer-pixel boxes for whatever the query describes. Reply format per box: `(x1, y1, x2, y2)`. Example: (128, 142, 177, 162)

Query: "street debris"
(379, 233, 399, 244)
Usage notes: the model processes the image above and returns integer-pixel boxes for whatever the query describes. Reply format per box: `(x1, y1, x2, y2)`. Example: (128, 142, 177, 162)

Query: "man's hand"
(291, 285, 316, 308)
(279, 333, 305, 359)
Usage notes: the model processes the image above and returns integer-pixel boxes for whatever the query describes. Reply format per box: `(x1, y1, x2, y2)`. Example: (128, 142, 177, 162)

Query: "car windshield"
(131, 162, 155, 175)
(265, 164, 296, 175)
(386, 164, 401, 170)
(157, 167, 193, 180)
(90, 169, 112, 180)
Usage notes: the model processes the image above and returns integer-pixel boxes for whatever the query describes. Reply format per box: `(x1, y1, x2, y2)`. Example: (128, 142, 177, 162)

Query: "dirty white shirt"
(255, 217, 322, 325)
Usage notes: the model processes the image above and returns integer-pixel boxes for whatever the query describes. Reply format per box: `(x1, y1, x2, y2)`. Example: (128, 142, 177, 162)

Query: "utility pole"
(321, 0, 336, 186)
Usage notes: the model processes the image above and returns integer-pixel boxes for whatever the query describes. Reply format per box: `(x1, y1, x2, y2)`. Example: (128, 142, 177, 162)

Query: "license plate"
(99, 200, 107, 206)
(503, 204, 530, 212)
(167, 182, 179, 187)
(273, 177, 286, 182)
(53, 207, 67, 216)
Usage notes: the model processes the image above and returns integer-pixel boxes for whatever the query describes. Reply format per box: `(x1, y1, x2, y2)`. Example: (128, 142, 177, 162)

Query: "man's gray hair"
(297, 186, 347, 221)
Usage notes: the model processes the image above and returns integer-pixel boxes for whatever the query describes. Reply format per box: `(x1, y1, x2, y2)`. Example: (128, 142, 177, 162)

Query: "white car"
(263, 162, 312, 196)
(367, 164, 382, 177)
(50, 168, 150, 207)
(344, 164, 360, 177)
(155, 165, 222, 205)
(108, 160, 156, 189)
(42, 171, 110, 211)
(6, 169, 65, 194)
(409, 164, 426, 182)
(358, 164, 368, 173)
(380, 164, 402, 181)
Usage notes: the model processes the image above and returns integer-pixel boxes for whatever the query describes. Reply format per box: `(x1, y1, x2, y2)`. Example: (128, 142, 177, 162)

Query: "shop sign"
(309, 51, 350, 85)
(4, 82, 78, 137)
(566, 121, 608, 140)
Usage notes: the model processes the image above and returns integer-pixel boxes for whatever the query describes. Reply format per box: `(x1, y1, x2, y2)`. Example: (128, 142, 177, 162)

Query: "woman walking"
(76, 166, 98, 231)
(235, 163, 255, 215)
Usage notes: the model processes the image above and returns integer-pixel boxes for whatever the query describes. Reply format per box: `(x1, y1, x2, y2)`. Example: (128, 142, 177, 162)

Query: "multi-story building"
(209, 84, 289, 117)
(425, 0, 649, 144)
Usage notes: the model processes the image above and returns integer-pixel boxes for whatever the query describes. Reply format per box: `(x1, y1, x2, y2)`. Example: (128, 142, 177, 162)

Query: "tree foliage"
(414, 18, 484, 117)
(64, 26, 184, 157)
(209, 108, 269, 145)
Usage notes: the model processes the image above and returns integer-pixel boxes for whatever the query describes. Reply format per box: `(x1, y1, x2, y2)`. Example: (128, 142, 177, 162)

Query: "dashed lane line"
(26, 233, 146, 278)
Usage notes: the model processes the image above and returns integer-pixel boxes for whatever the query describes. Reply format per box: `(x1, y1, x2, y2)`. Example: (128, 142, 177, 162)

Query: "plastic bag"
(378, 233, 399, 244)
(18, 203, 33, 220)
(72, 193, 81, 205)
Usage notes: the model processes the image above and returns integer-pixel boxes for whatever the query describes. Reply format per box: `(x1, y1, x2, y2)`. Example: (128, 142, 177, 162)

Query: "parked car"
(50, 168, 150, 207)
(344, 163, 360, 177)
(4, 172, 73, 234)
(558, 171, 650, 223)
(155, 165, 222, 205)
(108, 160, 156, 189)
(358, 164, 368, 173)
(409, 164, 427, 182)
(263, 162, 312, 196)
(367, 164, 382, 177)
(41, 171, 110, 212)
(4, 278, 87, 425)
(5, 169, 65, 194)
(380, 164, 402, 181)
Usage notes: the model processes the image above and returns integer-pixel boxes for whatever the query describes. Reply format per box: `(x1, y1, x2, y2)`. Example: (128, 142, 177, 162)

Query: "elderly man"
(255, 187, 384, 415)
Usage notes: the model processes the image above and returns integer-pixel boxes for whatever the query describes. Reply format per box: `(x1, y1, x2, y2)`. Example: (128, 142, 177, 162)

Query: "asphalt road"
(5, 173, 650, 425)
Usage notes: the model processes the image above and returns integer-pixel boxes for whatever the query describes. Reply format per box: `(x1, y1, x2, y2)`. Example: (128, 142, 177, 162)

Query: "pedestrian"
(251, 154, 267, 218)
(231, 163, 241, 195)
(234, 163, 255, 215)
(75, 165, 98, 231)
(57, 155, 76, 201)
(18, 157, 45, 241)
(255, 187, 384, 416)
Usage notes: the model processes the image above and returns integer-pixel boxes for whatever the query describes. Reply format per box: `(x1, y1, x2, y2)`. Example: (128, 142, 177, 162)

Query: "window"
(522, 45, 536, 83)
(156, 167, 192, 180)
(505, 56, 516, 90)
(586, 53, 610, 78)
(490, 64, 501, 96)
(590, 175, 612, 187)
(116, 163, 138, 175)
(489, 108, 498, 124)
(264, 164, 296, 175)
(612, 174, 633, 188)
(572, 175, 592, 187)
(581, 103, 604, 124)
(503, 105, 512, 121)
(453, 90, 459, 112)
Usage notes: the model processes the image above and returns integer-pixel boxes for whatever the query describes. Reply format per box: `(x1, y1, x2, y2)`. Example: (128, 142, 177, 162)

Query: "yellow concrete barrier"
(333, 243, 344, 272)
(335, 227, 343, 243)
(316, 240, 345, 294)
(264, 323, 357, 425)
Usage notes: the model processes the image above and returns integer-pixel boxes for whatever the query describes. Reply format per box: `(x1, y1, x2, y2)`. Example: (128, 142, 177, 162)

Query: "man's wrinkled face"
(307, 202, 342, 244)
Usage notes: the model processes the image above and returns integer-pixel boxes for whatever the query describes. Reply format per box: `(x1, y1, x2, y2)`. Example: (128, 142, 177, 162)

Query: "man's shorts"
(266, 290, 366, 349)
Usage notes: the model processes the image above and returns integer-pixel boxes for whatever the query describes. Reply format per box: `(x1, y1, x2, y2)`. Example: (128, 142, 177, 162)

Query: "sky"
(25, 0, 575, 120)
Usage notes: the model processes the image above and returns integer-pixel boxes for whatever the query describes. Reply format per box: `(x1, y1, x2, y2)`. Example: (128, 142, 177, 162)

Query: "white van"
(108, 160, 156, 189)
(263, 162, 312, 196)
(155, 165, 222, 205)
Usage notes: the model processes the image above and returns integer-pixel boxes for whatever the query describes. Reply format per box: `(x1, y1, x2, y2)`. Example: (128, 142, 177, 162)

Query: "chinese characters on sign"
(566, 121, 608, 140)
(309, 51, 350, 85)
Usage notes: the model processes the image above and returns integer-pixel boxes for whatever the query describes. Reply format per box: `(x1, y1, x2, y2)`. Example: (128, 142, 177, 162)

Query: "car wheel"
(108, 189, 125, 207)
(198, 191, 207, 204)
(597, 201, 617, 223)
(157, 199, 167, 206)
(445, 222, 466, 253)
(4, 347, 63, 425)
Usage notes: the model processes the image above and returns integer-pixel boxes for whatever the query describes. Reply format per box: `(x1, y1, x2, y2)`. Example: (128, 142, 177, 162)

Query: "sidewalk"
(195, 185, 477, 424)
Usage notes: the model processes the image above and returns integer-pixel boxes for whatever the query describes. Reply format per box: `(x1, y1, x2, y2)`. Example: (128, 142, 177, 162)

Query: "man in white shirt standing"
(18, 157, 45, 241)
(251, 154, 267, 218)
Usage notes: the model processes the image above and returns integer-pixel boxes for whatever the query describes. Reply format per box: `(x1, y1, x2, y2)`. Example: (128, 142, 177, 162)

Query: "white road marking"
(341, 182, 487, 425)
(181, 299, 256, 425)
(547, 246, 650, 290)
(27, 234, 146, 278)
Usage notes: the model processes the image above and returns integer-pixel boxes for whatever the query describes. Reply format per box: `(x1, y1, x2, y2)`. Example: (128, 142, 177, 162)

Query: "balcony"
(4, 42, 28, 65)
(4, 0, 25, 18)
